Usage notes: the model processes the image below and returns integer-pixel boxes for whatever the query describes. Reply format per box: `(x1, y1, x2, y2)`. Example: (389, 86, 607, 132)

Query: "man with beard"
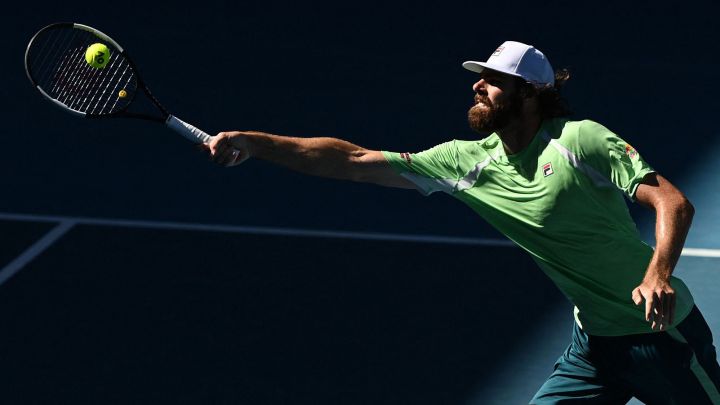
(208, 41, 720, 403)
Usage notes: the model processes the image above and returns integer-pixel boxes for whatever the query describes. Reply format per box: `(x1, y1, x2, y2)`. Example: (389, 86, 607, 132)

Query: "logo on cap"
(492, 46, 505, 56)
(542, 162, 554, 177)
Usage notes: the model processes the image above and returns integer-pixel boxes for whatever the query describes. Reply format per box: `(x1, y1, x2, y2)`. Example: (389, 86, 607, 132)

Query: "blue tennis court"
(0, 212, 717, 404)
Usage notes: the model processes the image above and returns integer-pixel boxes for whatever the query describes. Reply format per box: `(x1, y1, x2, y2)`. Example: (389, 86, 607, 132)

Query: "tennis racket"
(24, 22, 243, 164)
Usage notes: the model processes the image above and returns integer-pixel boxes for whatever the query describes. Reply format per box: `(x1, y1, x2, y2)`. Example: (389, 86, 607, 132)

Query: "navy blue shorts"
(531, 305, 720, 404)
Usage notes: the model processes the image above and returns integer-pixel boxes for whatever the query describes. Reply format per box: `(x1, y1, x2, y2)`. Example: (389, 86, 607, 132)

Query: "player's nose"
(473, 79, 486, 93)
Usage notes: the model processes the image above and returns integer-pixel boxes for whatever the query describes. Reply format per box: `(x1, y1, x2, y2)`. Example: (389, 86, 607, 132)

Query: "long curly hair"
(518, 69, 573, 119)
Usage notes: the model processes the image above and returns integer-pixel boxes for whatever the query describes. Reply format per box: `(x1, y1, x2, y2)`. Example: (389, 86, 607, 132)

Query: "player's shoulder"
(547, 118, 616, 150)
(546, 117, 600, 137)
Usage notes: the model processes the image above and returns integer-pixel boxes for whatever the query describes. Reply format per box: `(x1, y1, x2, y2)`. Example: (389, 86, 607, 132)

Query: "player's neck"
(497, 113, 542, 155)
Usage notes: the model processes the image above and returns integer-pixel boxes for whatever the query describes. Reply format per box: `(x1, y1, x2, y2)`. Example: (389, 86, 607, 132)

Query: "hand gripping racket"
(24, 22, 244, 163)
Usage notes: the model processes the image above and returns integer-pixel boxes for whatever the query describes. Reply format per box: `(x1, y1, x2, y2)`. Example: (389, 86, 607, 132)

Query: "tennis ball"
(85, 43, 110, 69)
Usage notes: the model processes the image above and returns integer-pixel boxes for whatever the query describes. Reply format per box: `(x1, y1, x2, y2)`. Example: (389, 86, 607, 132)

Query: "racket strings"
(35, 29, 81, 88)
(63, 47, 108, 108)
(71, 51, 124, 112)
(27, 26, 137, 115)
(31, 28, 91, 96)
(92, 60, 135, 115)
(55, 47, 93, 104)
(105, 65, 136, 114)
(57, 48, 135, 114)
(50, 48, 82, 95)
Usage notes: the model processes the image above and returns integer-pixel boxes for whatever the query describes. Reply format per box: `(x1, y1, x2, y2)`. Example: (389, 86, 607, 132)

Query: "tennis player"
(208, 41, 720, 404)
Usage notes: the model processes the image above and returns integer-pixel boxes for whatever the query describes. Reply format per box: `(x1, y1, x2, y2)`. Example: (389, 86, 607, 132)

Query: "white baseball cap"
(463, 41, 555, 87)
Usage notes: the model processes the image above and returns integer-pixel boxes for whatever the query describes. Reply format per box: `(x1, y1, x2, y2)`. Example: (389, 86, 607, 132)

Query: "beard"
(467, 91, 524, 134)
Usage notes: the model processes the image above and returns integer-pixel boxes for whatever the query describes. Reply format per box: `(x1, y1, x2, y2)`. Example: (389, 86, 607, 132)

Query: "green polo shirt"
(382, 118, 694, 336)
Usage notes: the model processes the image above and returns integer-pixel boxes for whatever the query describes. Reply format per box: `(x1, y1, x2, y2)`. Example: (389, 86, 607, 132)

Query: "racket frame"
(25, 22, 243, 161)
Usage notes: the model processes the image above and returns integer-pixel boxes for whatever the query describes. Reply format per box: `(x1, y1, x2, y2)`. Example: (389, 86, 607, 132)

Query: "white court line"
(0, 211, 718, 257)
(0, 211, 515, 247)
(681, 248, 720, 258)
(0, 221, 75, 286)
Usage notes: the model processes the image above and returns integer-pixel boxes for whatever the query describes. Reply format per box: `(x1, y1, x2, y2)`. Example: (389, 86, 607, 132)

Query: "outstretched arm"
(632, 173, 694, 331)
(207, 130, 416, 189)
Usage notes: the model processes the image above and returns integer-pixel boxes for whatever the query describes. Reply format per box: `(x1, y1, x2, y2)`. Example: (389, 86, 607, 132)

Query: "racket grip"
(166, 115, 212, 144)
(165, 114, 247, 166)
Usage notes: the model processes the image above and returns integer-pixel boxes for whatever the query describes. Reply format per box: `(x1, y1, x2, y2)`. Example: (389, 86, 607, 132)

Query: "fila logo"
(400, 152, 413, 164)
(542, 162, 554, 177)
(492, 46, 505, 56)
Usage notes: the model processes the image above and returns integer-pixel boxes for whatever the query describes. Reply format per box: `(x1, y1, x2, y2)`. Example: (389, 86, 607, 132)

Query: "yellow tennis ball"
(85, 43, 110, 69)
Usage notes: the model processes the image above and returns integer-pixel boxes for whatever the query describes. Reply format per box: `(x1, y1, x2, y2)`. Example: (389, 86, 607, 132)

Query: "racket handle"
(165, 115, 212, 144)
(165, 114, 247, 166)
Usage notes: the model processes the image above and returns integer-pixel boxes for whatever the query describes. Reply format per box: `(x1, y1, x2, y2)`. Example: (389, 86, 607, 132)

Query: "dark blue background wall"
(4, 1, 718, 238)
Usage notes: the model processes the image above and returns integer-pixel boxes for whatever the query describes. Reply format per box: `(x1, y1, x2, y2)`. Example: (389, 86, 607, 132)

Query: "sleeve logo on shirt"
(542, 162, 554, 177)
(625, 144, 638, 159)
(492, 46, 505, 56)
(400, 152, 413, 164)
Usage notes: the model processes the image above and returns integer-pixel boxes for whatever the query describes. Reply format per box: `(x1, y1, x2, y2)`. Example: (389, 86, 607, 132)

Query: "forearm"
(632, 174, 692, 329)
(209, 130, 414, 189)
(243, 131, 367, 180)
(645, 196, 694, 280)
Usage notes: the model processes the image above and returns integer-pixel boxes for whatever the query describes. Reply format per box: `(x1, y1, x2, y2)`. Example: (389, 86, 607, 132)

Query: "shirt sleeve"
(381, 140, 461, 196)
(575, 120, 655, 200)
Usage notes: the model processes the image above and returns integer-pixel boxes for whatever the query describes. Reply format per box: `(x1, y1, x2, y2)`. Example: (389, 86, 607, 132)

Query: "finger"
(206, 134, 219, 152)
(217, 144, 247, 166)
(208, 133, 230, 155)
(632, 288, 643, 305)
(214, 146, 238, 166)
(209, 137, 232, 161)
(645, 293, 654, 322)
(207, 140, 221, 157)
(226, 149, 245, 167)
(227, 149, 247, 166)
(658, 299, 666, 330)
(653, 299, 663, 331)
(663, 292, 672, 329)
(661, 293, 671, 329)
(669, 293, 676, 326)
(656, 292, 667, 330)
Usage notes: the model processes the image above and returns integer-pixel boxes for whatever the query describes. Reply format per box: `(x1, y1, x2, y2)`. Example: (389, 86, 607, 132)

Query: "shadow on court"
(0, 219, 567, 404)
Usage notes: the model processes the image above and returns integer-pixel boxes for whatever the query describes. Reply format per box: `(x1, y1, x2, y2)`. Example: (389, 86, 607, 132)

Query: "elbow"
(667, 193, 695, 223)
(345, 156, 364, 183)
(347, 150, 375, 184)
(681, 196, 695, 219)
